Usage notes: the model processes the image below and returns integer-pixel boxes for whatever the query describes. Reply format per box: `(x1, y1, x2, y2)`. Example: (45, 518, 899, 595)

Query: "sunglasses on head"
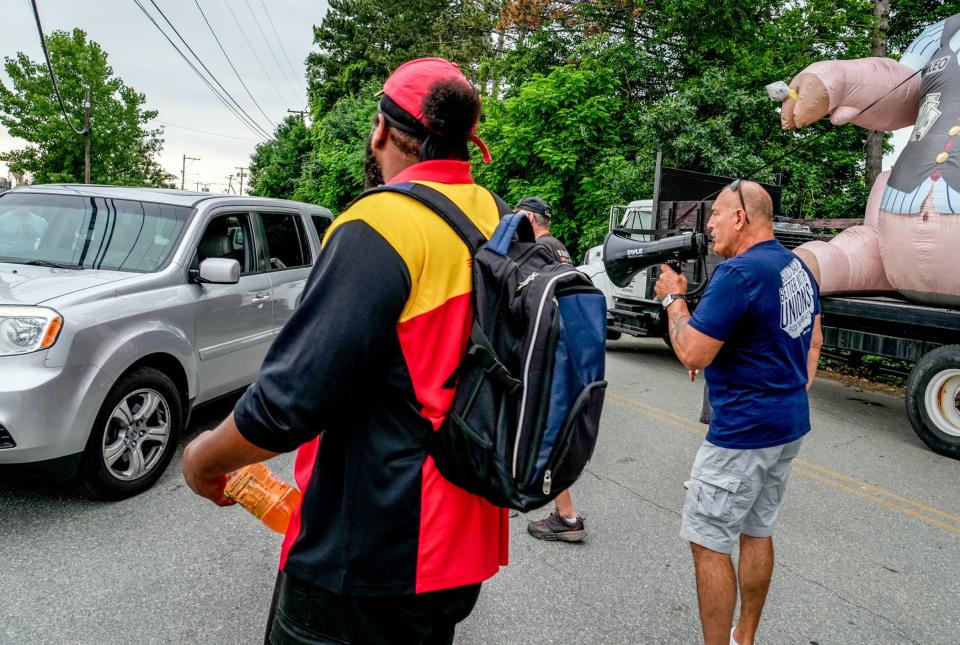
(727, 179, 750, 225)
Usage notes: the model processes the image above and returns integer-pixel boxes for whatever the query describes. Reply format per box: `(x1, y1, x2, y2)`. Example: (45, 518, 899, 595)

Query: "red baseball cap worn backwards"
(379, 58, 492, 163)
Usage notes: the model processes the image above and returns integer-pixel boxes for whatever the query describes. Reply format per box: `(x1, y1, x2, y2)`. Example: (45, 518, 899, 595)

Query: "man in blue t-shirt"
(654, 180, 823, 645)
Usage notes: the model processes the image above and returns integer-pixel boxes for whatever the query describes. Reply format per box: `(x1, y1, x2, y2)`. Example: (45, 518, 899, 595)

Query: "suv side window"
(311, 215, 331, 243)
(195, 214, 255, 274)
(259, 212, 311, 271)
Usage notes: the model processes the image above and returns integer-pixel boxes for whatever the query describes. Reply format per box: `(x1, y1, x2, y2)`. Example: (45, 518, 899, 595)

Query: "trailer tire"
(906, 345, 960, 460)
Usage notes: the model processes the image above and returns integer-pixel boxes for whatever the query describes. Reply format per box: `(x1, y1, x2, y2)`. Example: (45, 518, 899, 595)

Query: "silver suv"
(0, 185, 332, 499)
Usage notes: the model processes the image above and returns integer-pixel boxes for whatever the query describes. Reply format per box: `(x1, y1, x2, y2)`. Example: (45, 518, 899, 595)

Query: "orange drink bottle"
(224, 462, 301, 534)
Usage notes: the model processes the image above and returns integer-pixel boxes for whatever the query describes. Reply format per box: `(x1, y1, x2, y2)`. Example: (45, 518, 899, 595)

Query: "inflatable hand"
(781, 74, 830, 129)
(780, 59, 920, 133)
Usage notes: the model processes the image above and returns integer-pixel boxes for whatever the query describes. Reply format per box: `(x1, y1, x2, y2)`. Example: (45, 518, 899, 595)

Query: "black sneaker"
(527, 511, 587, 542)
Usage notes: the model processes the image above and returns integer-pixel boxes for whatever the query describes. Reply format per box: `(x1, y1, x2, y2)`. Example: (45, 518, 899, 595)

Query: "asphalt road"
(2, 337, 958, 644)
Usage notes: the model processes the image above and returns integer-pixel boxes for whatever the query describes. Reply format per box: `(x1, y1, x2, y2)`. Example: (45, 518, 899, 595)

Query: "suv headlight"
(0, 306, 63, 356)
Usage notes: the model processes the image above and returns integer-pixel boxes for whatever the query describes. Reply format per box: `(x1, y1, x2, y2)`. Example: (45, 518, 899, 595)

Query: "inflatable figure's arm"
(781, 20, 947, 131)
(781, 58, 922, 132)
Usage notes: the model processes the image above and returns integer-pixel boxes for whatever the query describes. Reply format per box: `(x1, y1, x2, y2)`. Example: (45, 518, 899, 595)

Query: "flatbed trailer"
(819, 295, 960, 458)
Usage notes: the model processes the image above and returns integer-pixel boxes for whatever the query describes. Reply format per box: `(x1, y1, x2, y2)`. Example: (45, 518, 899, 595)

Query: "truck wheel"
(78, 367, 183, 500)
(606, 329, 622, 341)
(906, 345, 960, 459)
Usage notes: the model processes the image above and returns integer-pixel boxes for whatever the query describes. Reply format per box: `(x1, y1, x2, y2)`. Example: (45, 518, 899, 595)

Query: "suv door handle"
(252, 291, 270, 304)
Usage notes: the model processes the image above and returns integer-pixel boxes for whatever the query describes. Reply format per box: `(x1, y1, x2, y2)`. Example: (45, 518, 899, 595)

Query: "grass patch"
(819, 351, 910, 388)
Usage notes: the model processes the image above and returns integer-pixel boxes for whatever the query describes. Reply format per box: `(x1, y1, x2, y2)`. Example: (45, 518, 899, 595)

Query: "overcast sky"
(1, 0, 329, 192)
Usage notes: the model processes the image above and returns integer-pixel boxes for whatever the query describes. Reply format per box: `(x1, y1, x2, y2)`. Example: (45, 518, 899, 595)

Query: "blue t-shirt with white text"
(689, 240, 820, 449)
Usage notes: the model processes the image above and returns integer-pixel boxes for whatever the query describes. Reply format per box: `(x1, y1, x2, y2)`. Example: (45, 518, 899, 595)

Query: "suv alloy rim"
(101, 388, 171, 481)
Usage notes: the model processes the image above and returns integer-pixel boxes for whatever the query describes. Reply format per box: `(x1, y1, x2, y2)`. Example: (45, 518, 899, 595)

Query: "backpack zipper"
(511, 268, 578, 478)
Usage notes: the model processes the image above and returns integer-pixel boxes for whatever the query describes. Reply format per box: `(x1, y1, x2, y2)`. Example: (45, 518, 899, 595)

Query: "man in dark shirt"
(655, 180, 823, 645)
(513, 196, 587, 543)
(182, 58, 507, 644)
(515, 196, 572, 265)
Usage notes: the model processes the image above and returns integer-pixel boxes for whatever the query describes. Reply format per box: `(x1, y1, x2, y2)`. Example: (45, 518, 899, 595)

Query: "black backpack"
(363, 182, 607, 511)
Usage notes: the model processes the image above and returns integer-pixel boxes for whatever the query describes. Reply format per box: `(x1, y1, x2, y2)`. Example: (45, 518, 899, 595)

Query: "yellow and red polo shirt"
(234, 159, 509, 596)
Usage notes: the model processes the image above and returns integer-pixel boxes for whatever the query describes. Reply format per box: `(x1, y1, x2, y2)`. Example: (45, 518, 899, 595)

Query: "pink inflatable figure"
(781, 16, 960, 307)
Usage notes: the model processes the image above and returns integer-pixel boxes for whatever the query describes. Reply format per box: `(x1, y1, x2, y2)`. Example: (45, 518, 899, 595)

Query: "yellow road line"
(605, 390, 960, 535)
(792, 458, 960, 526)
(790, 465, 960, 536)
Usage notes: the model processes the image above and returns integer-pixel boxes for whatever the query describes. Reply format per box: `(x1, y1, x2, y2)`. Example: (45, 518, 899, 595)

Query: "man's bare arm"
(806, 314, 823, 390)
(665, 299, 724, 371)
(182, 412, 280, 505)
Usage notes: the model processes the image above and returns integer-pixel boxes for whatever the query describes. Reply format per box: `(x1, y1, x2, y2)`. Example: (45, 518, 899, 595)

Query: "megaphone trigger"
(665, 259, 682, 274)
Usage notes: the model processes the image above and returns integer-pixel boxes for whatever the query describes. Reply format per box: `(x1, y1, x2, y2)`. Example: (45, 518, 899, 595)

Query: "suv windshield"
(0, 193, 190, 272)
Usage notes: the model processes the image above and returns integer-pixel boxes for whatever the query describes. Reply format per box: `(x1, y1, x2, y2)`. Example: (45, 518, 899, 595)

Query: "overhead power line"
(224, 0, 295, 108)
(130, 0, 271, 140)
(257, 0, 306, 94)
(156, 120, 261, 142)
(192, 0, 276, 130)
(242, 0, 301, 103)
(28, 0, 86, 137)
(144, 0, 272, 139)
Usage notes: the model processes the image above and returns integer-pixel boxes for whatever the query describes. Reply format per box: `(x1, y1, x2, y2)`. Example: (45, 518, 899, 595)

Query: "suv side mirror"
(191, 258, 240, 284)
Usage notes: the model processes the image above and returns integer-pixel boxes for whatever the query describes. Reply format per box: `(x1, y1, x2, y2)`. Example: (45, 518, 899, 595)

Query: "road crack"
(605, 476, 682, 519)
(778, 563, 920, 644)
(829, 433, 871, 449)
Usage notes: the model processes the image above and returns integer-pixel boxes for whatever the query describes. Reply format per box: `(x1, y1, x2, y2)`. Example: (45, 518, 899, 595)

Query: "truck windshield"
(620, 208, 654, 242)
(0, 193, 190, 272)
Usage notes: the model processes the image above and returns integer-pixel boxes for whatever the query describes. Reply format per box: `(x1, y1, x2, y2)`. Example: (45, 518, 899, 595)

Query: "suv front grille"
(0, 424, 15, 449)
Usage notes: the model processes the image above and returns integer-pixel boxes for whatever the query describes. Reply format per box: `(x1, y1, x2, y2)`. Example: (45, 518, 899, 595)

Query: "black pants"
(264, 571, 482, 645)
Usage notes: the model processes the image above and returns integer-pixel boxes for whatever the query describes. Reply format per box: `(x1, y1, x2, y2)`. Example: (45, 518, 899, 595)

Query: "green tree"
(249, 116, 312, 198)
(293, 81, 379, 211)
(0, 29, 173, 186)
(889, 1, 960, 52)
(307, 0, 498, 113)
(475, 62, 631, 257)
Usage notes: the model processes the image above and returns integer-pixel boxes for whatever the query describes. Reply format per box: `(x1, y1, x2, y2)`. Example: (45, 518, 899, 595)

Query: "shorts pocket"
(693, 467, 746, 524)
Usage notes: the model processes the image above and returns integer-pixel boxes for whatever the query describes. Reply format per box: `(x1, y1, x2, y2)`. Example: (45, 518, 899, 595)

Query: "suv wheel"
(78, 367, 183, 500)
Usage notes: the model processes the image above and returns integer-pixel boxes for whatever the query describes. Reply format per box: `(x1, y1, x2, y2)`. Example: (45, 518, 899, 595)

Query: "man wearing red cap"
(182, 58, 507, 643)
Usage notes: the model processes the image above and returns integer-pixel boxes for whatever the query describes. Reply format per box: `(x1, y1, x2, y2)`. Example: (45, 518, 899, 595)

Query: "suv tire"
(78, 367, 183, 500)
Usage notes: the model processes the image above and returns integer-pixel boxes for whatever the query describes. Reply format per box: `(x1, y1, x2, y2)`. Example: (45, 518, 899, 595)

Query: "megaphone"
(603, 232, 708, 288)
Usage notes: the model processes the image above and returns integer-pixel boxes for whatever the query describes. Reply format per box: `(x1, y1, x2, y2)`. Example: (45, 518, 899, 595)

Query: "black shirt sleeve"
(537, 235, 573, 265)
(233, 219, 411, 453)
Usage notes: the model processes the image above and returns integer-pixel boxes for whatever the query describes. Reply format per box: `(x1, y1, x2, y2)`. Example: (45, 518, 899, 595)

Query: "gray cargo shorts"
(680, 438, 803, 554)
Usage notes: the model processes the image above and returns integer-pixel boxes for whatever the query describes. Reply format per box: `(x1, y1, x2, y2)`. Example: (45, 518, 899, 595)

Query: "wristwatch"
(661, 293, 686, 309)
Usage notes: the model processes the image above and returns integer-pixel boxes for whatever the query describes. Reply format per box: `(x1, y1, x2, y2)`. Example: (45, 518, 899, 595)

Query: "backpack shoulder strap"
(362, 182, 490, 254)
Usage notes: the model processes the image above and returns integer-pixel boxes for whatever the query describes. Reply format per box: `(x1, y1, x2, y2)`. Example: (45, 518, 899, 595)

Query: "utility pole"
(181, 155, 199, 190)
(235, 167, 247, 195)
(287, 109, 307, 123)
(865, 0, 891, 188)
(225, 174, 234, 194)
(83, 90, 91, 184)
